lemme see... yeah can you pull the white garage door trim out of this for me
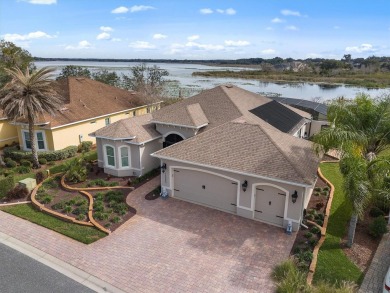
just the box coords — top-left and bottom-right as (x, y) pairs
(170, 166), (241, 209)
(251, 183), (289, 226)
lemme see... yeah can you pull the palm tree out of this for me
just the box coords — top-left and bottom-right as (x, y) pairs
(313, 94), (390, 247)
(0, 66), (63, 168)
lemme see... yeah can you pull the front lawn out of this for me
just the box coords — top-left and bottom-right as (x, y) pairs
(313, 162), (363, 285)
(0, 204), (106, 244)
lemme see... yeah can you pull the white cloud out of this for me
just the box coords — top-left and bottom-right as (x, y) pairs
(111, 38), (121, 42)
(345, 43), (376, 53)
(216, 8), (236, 15)
(3, 31), (55, 42)
(200, 8), (213, 14)
(24, 0), (56, 4)
(96, 32), (110, 40)
(261, 49), (276, 55)
(306, 53), (323, 58)
(65, 40), (92, 50)
(129, 41), (156, 49)
(100, 26), (113, 32)
(224, 40), (250, 47)
(111, 6), (128, 14)
(130, 5), (155, 13)
(281, 9), (302, 17)
(153, 34), (167, 40)
(185, 41), (224, 51)
(187, 35), (200, 41)
(271, 18), (285, 23)
(285, 25), (298, 31)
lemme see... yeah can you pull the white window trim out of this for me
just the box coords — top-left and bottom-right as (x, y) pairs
(21, 130), (48, 151)
(105, 117), (111, 126)
(103, 144), (116, 169)
(119, 145), (131, 169)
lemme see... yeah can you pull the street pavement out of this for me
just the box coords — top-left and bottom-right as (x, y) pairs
(0, 242), (95, 293)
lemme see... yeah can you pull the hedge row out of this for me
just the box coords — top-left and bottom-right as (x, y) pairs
(0, 176), (14, 199)
(4, 146), (78, 162)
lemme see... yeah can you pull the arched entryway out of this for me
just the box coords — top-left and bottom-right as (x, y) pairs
(163, 133), (184, 148)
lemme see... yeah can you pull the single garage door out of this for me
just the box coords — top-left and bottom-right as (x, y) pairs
(254, 186), (286, 227)
(173, 169), (237, 213)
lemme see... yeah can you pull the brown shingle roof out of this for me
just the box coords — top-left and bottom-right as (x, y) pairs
(5, 77), (146, 127)
(90, 113), (160, 144)
(153, 118), (320, 185)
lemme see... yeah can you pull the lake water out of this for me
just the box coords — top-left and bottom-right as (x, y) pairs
(36, 61), (390, 101)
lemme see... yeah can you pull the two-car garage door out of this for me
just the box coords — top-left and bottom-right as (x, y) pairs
(173, 169), (237, 213)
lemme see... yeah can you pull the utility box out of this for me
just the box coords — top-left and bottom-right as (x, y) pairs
(18, 178), (37, 193)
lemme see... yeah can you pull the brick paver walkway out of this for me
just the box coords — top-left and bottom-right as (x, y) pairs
(359, 231), (390, 293)
(0, 175), (296, 292)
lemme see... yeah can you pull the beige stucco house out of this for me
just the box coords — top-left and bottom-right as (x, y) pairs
(0, 77), (160, 151)
(91, 85), (321, 231)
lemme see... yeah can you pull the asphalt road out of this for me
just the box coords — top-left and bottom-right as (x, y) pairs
(0, 243), (95, 293)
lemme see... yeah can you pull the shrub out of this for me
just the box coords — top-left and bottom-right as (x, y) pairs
(38, 158), (47, 165)
(323, 186), (330, 192)
(314, 187), (322, 192)
(87, 178), (119, 187)
(93, 201), (104, 212)
(309, 238), (318, 247)
(297, 250), (313, 263)
(20, 159), (33, 167)
(41, 195), (53, 204)
(63, 205), (72, 214)
(42, 177), (58, 189)
(369, 206), (385, 218)
(6, 185), (29, 200)
(94, 192), (104, 201)
(65, 157), (87, 183)
(35, 171), (45, 184)
(304, 232), (313, 239)
(52, 201), (66, 210)
(321, 190), (329, 196)
(94, 211), (109, 221)
(113, 203), (128, 215)
(315, 213), (325, 221)
(3, 170), (14, 177)
(0, 176), (14, 199)
(272, 259), (308, 292)
(73, 205), (88, 215)
(311, 226), (321, 234)
(111, 216), (121, 223)
(15, 165), (31, 174)
(105, 190), (124, 203)
(316, 219), (324, 226)
(78, 141), (93, 153)
(316, 202), (325, 210)
(369, 216), (388, 238)
(75, 197), (88, 206)
(314, 192), (320, 196)
(76, 214), (86, 221)
(4, 145), (78, 162)
(5, 160), (17, 168)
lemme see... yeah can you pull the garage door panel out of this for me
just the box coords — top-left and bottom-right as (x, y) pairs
(255, 186), (285, 226)
(173, 169), (237, 213)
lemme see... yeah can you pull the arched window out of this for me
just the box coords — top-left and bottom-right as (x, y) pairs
(105, 145), (115, 167)
(163, 133), (184, 148)
(119, 146), (130, 168)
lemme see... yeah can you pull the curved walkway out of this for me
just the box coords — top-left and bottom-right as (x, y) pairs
(359, 232), (390, 293)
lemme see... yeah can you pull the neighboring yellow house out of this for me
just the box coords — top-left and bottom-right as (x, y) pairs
(0, 77), (161, 151)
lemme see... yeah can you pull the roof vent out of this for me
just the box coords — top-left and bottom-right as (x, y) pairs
(225, 84), (233, 88)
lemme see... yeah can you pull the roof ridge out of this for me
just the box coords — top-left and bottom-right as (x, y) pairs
(219, 85), (246, 116)
(185, 103), (197, 126)
(253, 122), (310, 183)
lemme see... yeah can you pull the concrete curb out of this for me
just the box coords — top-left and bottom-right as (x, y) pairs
(0, 231), (126, 293)
(306, 161), (337, 285)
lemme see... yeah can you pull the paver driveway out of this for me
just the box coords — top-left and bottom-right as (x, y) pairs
(0, 176), (296, 292)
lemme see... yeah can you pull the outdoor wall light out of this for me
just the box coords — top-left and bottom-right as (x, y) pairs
(242, 180), (248, 192)
(161, 163), (167, 173)
(292, 190), (298, 203)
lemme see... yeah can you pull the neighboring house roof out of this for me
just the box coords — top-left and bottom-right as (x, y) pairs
(90, 113), (160, 144)
(269, 97), (328, 117)
(152, 85), (311, 134)
(2, 77), (147, 127)
(249, 100), (306, 133)
(153, 117), (320, 185)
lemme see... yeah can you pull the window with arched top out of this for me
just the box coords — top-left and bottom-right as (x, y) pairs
(119, 146), (130, 168)
(163, 133), (184, 148)
(104, 145), (115, 167)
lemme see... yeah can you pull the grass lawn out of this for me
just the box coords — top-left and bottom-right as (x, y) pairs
(0, 204), (106, 244)
(313, 162), (363, 285)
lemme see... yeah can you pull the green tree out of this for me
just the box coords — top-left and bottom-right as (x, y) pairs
(122, 63), (169, 102)
(313, 94), (390, 246)
(56, 65), (91, 80)
(92, 69), (121, 87)
(0, 66), (63, 168)
(0, 40), (35, 88)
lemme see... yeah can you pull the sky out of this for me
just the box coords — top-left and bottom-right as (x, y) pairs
(1, 0), (390, 60)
